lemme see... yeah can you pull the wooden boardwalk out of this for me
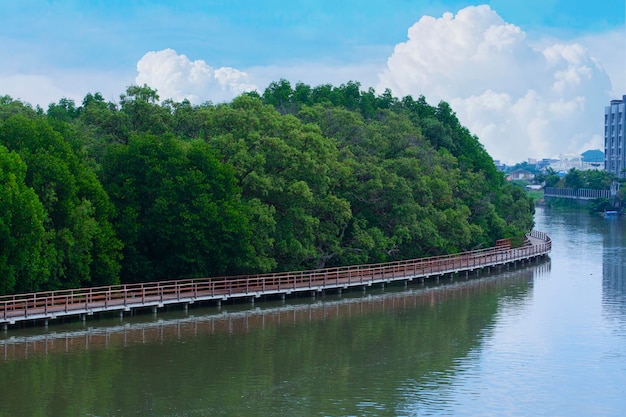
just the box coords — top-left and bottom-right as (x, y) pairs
(1, 231), (551, 329)
(1, 263), (550, 360)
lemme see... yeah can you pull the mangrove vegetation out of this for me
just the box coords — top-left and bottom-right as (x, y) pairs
(0, 81), (534, 294)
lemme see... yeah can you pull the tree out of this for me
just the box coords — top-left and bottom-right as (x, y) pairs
(0, 114), (122, 289)
(262, 79), (294, 115)
(0, 145), (48, 294)
(564, 168), (584, 190)
(102, 133), (254, 282)
(119, 85), (171, 134)
(47, 98), (80, 123)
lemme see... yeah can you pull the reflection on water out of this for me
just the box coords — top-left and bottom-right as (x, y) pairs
(602, 215), (626, 323)
(0, 262), (548, 417)
(2, 206), (626, 417)
(2, 263), (548, 361)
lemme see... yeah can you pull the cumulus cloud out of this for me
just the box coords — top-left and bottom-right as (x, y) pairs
(136, 49), (257, 104)
(377, 5), (614, 164)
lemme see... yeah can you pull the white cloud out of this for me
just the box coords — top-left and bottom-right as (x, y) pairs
(135, 48), (257, 104)
(574, 28), (626, 98)
(134, 47), (386, 106)
(0, 70), (131, 108)
(377, 5), (616, 164)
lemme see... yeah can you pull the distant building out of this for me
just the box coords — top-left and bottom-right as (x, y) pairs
(549, 153), (583, 173)
(507, 169), (534, 181)
(493, 160), (507, 172)
(537, 158), (559, 171)
(581, 149), (604, 169)
(605, 95), (626, 178)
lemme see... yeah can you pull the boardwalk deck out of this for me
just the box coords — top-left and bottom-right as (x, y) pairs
(1, 231), (551, 328)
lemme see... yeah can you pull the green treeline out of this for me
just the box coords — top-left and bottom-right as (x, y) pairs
(0, 81), (534, 294)
(537, 167), (616, 190)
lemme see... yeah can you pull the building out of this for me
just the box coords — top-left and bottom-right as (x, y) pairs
(605, 95), (626, 178)
(581, 149), (604, 169)
(506, 169), (534, 181)
(536, 158), (559, 171)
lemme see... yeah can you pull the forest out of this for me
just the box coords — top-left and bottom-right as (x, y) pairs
(0, 80), (534, 295)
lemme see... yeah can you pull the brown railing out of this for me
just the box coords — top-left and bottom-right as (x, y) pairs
(0, 231), (551, 326)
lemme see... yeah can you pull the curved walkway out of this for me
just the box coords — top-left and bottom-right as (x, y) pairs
(1, 231), (551, 329)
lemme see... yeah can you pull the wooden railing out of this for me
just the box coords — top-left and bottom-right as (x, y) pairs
(0, 231), (551, 326)
(2, 263), (552, 360)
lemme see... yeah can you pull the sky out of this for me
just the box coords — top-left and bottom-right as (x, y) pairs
(1, 0), (625, 164)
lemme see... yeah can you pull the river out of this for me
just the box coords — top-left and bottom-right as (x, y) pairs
(1, 206), (625, 416)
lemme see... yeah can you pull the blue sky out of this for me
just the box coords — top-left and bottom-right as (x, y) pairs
(1, 0), (625, 163)
(2, 1), (623, 69)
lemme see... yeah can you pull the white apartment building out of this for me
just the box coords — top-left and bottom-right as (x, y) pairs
(605, 95), (626, 178)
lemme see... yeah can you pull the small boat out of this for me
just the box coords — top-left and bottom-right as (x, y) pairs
(603, 210), (619, 217)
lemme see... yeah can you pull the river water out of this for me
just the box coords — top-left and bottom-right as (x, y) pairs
(1, 206), (625, 417)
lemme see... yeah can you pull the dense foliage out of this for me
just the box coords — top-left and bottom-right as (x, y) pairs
(0, 81), (534, 294)
(536, 167), (616, 190)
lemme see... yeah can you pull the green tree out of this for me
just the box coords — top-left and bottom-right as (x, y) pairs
(262, 79), (295, 115)
(564, 168), (584, 189)
(102, 133), (254, 282)
(0, 145), (48, 294)
(0, 114), (122, 289)
(119, 84), (172, 135)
